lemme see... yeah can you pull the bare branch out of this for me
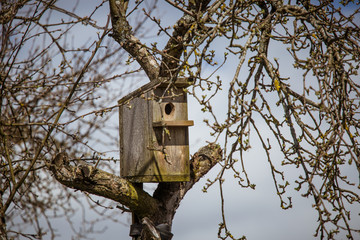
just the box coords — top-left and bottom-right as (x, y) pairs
(109, 0), (160, 81)
(48, 152), (162, 220)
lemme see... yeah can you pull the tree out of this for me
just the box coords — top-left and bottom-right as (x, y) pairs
(1, 0), (360, 239)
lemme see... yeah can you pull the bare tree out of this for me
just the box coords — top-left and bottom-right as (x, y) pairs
(0, 0), (148, 239)
(1, 0), (360, 240)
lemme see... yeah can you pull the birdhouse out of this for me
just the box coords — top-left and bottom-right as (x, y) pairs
(118, 78), (194, 182)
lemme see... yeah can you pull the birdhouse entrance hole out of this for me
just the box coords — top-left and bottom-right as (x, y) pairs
(165, 103), (174, 115)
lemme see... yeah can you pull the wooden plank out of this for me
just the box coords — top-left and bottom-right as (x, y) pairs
(153, 120), (194, 127)
(158, 77), (194, 88)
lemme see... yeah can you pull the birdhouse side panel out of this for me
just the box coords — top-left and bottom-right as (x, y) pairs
(119, 97), (154, 179)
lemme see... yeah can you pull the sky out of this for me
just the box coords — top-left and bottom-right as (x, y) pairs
(14, 1), (360, 239)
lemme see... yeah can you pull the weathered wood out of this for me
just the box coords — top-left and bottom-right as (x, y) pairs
(152, 120), (194, 127)
(117, 77), (194, 107)
(119, 81), (193, 182)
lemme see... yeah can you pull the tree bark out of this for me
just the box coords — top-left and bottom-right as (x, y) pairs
(109, 0), (160, 82)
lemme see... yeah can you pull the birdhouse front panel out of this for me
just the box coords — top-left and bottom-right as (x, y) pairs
(119, 80), (193, 182)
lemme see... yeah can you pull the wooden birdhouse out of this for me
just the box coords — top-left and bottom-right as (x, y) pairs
(118, 78), (194, 182)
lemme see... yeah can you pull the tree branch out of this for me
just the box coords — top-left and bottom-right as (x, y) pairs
(49, 143), (222, 226)
(48, 153), (162, 220)
(159, 0), (211, 77)
(109, 0), (160, 81)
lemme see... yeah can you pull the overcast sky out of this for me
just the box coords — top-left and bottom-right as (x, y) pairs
(22, 1), (360, 239)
